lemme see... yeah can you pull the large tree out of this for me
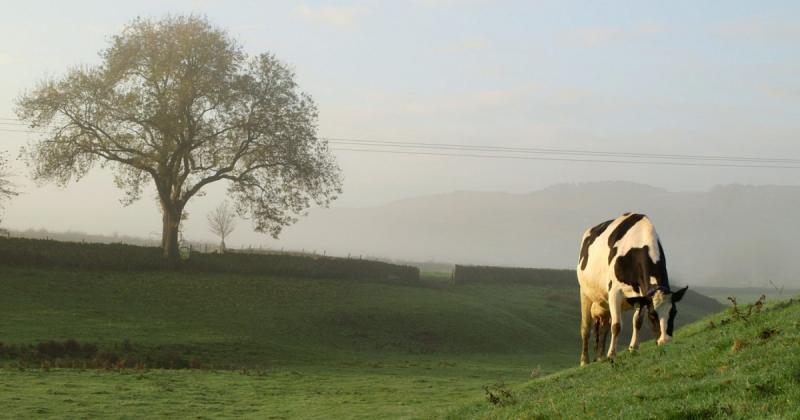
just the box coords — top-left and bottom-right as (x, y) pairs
(16, 15), (342, 261)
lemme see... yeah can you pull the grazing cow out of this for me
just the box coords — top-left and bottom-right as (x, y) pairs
(577, 213), (688, 366)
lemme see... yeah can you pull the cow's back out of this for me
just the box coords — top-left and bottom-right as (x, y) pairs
(576, 213), (661, 303)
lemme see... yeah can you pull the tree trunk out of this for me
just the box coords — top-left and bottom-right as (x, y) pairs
(220, 238), (226, 254)
(161, 203), (183, 262)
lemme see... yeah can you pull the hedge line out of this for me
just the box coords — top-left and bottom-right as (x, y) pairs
(452, 264), (575, 287)
(0, 237), (419, 282)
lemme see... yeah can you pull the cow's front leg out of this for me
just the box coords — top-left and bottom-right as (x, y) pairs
(628, 306), (642, 352)
(580, 292), (592, 366)
(607, 290), (622, 360)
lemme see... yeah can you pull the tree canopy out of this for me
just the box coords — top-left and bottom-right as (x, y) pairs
(16, 15), (342, 260)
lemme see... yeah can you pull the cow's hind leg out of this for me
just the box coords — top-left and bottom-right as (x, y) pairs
(629, 306), (643, 352)
(593, 318), (600, 361)
(607, 289), (622, 360)
(596, 317), (609, 361)
(580, 293), (592, 366)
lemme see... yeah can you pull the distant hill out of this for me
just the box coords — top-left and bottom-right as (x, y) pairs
(11, 182), (800, 288)
(273, 182), (800, 288)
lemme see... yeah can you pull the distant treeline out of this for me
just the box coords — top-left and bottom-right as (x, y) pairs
(0, 237), (419, 283)
(452, 264), (575, 287)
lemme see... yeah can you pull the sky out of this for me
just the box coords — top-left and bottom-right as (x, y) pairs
(0, 1), (799, 247)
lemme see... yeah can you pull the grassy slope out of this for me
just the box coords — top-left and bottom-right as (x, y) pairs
(0, 267), (581, 365)
(443, 297), (800, 419)
(0, 266), (722, 418)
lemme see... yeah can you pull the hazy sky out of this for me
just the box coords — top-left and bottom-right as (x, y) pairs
(1, 1), (799, 247)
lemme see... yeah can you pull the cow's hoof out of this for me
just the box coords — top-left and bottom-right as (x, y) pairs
(628, 346), (638, 353)
(580, 360), (589, 367)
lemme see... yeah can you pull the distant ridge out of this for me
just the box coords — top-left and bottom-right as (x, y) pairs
(274, 182), (800, 288)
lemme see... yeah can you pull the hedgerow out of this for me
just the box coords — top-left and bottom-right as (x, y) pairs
(452, 264), (574, 287)
(0, 237), (419, 282)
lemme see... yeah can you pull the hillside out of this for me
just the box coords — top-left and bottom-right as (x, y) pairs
(269, 182), (800, 288)
(443, 296), (800, 419)
(0, 266), (722, 365)
(0, 265), (723, 417)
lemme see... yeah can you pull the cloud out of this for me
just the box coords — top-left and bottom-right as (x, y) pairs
(328, 84), (542, 122)
(438, 37), (489, 53)
(295, 4), (365, 27)
(572, 22), (667, 47)
(712, 16), (800, 42)
(410, 0), (489, 7)
(760, 85), (800, 101)
(0, 51), (18, 65)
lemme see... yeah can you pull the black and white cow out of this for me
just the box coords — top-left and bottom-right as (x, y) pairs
(577, 213), (688, 366)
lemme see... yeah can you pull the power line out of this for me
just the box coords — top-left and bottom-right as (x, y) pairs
(330, 147), (800, 169)
(2, 116), (799, 169)
(325, 137), (800, 164)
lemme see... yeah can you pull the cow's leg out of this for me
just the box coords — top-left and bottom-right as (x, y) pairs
(593, 317), (600, 361)
(607, 289), (622, 360)
(597, 317), (609, 361)
(628, 306), (643, 352)
(580, 293), (592, 366)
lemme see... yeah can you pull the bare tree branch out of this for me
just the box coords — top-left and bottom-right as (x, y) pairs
(207, 201), (236, 252)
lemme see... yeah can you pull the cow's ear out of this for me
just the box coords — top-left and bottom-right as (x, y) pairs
(626, 296), (651, 307)
(671, 286), (689, 303)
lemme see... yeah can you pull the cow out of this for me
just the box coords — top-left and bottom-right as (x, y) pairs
(577, 213), (688, 366)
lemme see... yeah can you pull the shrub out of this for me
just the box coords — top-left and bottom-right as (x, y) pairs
(0, 339), (201, 370)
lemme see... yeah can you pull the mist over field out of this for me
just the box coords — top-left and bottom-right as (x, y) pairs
(2, 2), (800, 417)
(273, 181), (799, 288)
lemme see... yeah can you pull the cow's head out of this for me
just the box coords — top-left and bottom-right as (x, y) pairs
(626, 285), (689, 345)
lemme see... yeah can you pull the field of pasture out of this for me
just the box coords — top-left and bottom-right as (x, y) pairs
(0, 265), (575, 418)
(0, 253), (721, 418)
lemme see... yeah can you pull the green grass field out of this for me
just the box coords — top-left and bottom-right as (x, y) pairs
(444, 296), (800, 419)
(0, 266), (725, 418)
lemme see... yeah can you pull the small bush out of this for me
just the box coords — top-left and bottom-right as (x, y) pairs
(483, 382), (516, 407)
(0, 339), (202, 370)
(726, 295), (766, 325)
